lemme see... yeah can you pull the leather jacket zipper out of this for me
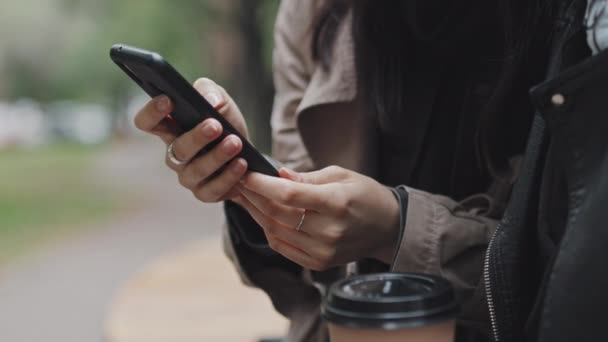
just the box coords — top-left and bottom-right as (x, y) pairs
(484, 223), (501, 342)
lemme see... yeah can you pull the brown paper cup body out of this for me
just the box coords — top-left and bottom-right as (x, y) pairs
(328, 320), (456, 342)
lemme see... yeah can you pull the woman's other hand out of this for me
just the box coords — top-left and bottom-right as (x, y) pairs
(133, 78), (249, 202)
(234, 166), (401, 271)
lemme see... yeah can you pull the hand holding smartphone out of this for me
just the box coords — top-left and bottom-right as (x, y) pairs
(109, 44), (278, 177)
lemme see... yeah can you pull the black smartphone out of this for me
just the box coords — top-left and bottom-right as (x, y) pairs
(109, 44), (279, 177)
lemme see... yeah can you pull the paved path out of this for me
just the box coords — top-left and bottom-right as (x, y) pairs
(105, 239), (287, 342)
(0, 138), (286, 342)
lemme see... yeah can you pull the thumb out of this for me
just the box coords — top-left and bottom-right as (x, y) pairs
(279, 166), (347, 185)
(193, 78), (249, 139)
(194, 78), (225, 108)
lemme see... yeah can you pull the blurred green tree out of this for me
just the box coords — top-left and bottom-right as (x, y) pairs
(0, 0), (278, 151)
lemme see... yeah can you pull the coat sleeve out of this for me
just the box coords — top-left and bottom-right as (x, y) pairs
(269, 0), (318, 171)
(392, 189), (498, 286)
(390, 187), (503, 330)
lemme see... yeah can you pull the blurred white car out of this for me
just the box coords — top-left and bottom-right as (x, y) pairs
(0, 98), (49, 147)
(47, 101), (113, 145)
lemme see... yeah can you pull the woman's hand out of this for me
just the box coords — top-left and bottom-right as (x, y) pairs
(134, 78), (249, 202)
(233, 166), (401, 271)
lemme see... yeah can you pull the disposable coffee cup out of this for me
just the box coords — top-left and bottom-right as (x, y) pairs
(322, 273), (459, 342)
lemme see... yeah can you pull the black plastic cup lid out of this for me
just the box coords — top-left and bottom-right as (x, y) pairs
(321, 273), (459, 330)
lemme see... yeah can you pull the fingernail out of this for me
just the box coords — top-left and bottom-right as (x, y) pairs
(204, 91), (222, 107)
(281, 167), (300, 181)
(202, 120), (220, 137)
(156, 96), (170, 112)
(223, 137), (240, 154)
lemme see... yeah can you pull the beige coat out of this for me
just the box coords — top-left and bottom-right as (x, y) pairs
(223, 1), (500, 340)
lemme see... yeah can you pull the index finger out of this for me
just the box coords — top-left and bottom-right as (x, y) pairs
(134, 96), (179, 144)
(134, 95), (173, 132)
(241, 172), (334, 213)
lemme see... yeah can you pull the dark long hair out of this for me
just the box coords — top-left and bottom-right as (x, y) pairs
(312, 0), (557, 177)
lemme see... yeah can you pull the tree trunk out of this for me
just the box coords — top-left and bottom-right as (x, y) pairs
(232, 0), (275, 153)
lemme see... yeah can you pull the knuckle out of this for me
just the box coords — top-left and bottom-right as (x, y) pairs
(192, 128), (208, 147)
(215, 103), (230, 116)
(267, 236), (280, 251)
(280, 186), (298, 205)
(326, 165), (347, 177)
(193, 183), (222, 203)
(263, 202), (280, 218)
(325, 165), (342, 173)
(216, 169), (239, 189)
(333, 196), (351, 218)
(192, 159), (213, 180)
(334, 203), (349, 219)
(265, 223), (279, 235)
(177, 172), (190, 188)
(222, 179), (242, 198)
(211, 146), (230, 165)
(206, 190), (222, 202)
(197, 186), (217, 202)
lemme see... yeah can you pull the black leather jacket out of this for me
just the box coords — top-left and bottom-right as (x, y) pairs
(484, 1), (608, 341)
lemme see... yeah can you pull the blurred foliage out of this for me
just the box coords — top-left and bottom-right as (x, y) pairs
(0, 144), (118, 261)
(0, 0), (279, 149)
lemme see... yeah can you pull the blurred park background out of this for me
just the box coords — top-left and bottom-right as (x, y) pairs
(0, 0), (287, 341)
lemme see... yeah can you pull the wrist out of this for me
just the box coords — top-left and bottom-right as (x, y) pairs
(371, 187), (402, 264)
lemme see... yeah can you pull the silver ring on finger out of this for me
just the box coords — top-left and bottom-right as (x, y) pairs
(167, 140), (187, 166)
(296, 209), (306, 232)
